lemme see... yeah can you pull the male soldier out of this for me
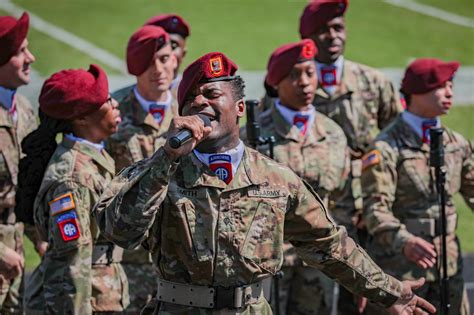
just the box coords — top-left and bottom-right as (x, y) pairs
(244, 40), (350, 314)
(0, 11), (38, 314)
(106, 25), (177, 314)
(299, 1), (403, 311)
(361, 58), (473, 315)
(112, 13), (190, 102)
(94, 51), (435, 315)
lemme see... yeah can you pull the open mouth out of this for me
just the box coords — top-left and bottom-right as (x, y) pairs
(198, 112), (217, 122)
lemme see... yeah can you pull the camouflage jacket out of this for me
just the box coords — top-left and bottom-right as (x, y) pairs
(0, 94), (36, 287)
(107, 89), (178, 265)
(361, 115), (474, 281)
(25, 138), (128, 314)
(95, 146), (403, 313)
(313, 59), (403, 157)
(243, 103), (350, 267)
(245, 103), (350, 223)
(0, 93), (37, 212)
(107, 89), (178, 173)
(313, 59), (403, 215)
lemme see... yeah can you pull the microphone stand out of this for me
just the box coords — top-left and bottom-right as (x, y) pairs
(429, 128), (450, 315)
(245, 100), (282, 314)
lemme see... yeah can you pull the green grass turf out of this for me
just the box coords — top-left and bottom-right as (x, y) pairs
(0, 8), (120, 77)
(416, 0), (474, 20)
(11, 0), (474, 74)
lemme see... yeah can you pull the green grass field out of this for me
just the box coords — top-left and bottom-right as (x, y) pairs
(8, 0), (474, 76)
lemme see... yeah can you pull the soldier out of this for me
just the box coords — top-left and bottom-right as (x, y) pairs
(242, 39), (350, 314)
(299, 1), (404, 311)
(106, 25), (178, 314)
(361, 58), (473, 315)
(112, 13), (190, 102)
(94, 51), (435, 315)
(0, 11), (38, 314)
(21, 64), (129, 314)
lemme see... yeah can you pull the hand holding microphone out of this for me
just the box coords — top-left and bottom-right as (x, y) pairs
(164, 114), (212, 161)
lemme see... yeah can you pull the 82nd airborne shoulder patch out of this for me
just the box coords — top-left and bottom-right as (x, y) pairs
(56, 211), (81, 242)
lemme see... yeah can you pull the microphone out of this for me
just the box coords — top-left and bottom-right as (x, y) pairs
(169, 114), (212, 149)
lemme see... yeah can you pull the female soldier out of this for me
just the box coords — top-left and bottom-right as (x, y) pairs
(246, 39), (351, 315)
(18, 64), (128, 314)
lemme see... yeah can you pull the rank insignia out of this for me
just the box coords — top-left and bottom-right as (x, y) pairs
(49, 192), (76, 215)
(209, 56), (224, 77)
(56, 211), (81, 242)
(362, 150), (382, 171)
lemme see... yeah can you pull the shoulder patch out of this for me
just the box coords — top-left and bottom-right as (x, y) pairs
(361, 150), (381, 171)
(56, 211), (81, 242)
(49, 192), (76, 215)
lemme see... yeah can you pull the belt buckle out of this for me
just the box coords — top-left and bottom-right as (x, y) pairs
(215, 286), (235, 309)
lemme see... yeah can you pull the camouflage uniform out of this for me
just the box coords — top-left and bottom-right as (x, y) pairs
(107, 89), (178, 314)
(95, 146), (404, 315)
(25, 137), (129, 314)
(0, 93), (37, 314)
(243, 102), (350, 314)
(313, 59), (403, 225)
(361, 115), (474, 315)
(313, 60), (403, 314)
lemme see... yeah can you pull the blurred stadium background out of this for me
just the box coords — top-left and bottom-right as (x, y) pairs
(1, 0), (472, 302)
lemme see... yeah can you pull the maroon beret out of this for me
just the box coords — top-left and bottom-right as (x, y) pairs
(400, 58), (460, 95)
(0, 12), (29, 66)
(177, 52), (238, 113)
(39, 64), (109, 120)
(266, 39), (317, 86)
(299, 0), (348, 38)
(126, 25), (170, 76)
(145, 14), (190, 39)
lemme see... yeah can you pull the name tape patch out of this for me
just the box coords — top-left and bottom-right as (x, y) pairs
(49, 192), (76, 215)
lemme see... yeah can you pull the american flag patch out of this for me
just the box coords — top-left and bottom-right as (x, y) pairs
(49, 192), (76, 215)
(362, 150), (381, 171)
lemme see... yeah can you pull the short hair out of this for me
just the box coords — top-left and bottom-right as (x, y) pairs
(228, 76), (245, 101)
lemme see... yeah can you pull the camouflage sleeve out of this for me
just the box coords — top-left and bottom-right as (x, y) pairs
(361, 142), (413, 252)
(105, 135), (136, 174)
(42, 181), (93, 314)
(0, 241), (5, 261)
(94, 147), (175, 249)
(376, 75), (403, 130)
(460, 139), (474, 211)
(285, 179), (402, 307)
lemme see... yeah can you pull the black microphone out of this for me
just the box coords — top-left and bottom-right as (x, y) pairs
(169, 114), (212, 149)
(429, 128), (444, 168)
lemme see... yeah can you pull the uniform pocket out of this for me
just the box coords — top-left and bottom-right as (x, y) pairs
(240, 201), (285, 274)
(160, 201), (198, 261)
(399, 150), (431, 198)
